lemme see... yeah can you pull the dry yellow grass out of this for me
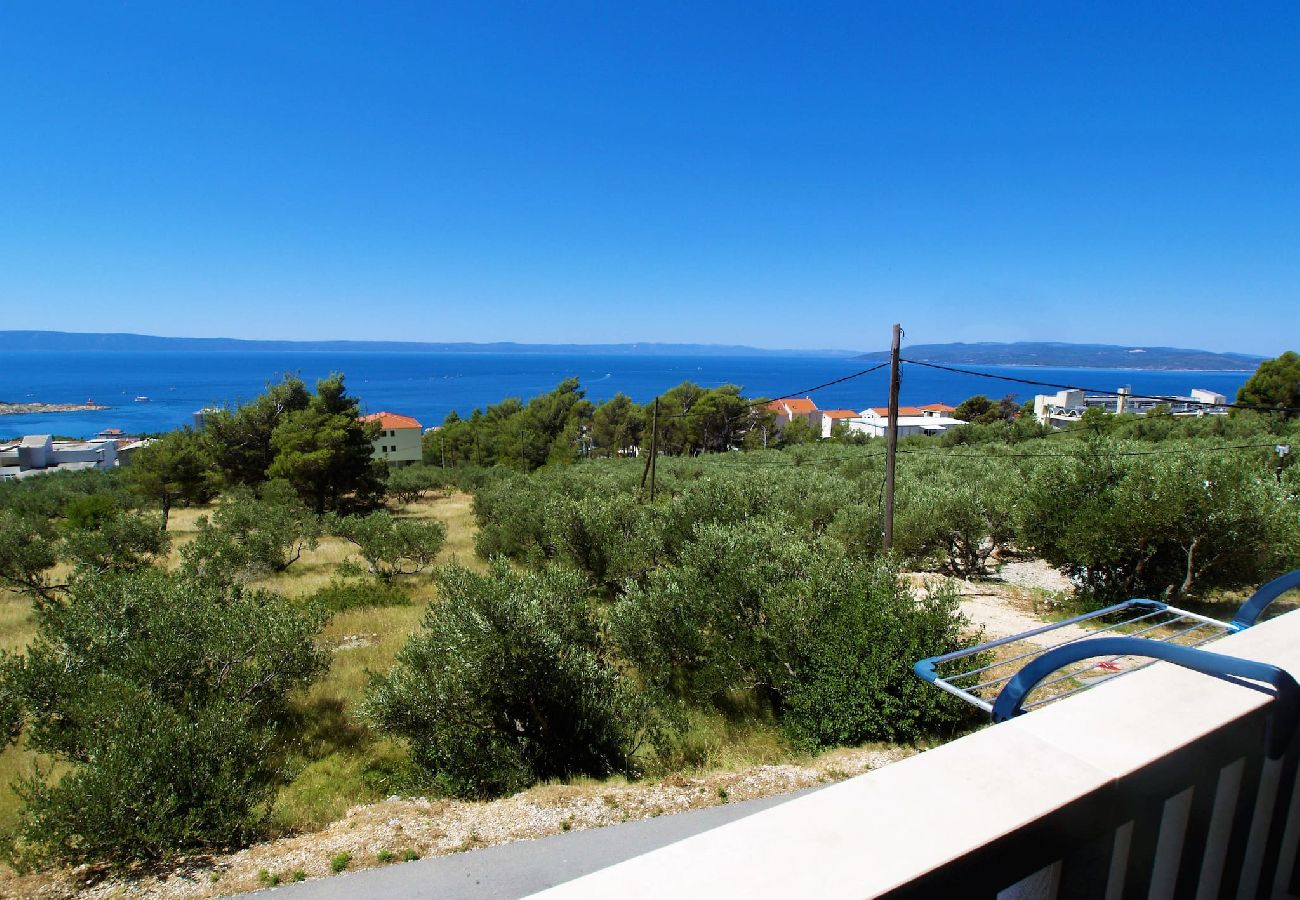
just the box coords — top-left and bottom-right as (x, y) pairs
(0, 595), (40, 830)
(265, 492), (484, 829)
(0, 491), (482, 836)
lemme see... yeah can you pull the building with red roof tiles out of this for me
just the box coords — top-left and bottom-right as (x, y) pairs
(765, 397), (820, 431)
(850, 404), (968, 439)
(818, 409), (860, 438)
(359, 411), (423, 466)
(862, 405), (925, 418)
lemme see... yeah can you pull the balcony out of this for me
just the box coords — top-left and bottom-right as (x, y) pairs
(530, 609), (1300, 899)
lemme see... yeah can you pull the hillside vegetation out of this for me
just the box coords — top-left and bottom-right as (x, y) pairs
(0, 360), (1295, 887)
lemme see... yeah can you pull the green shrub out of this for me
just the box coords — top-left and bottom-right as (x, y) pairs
(308, 576), (412, 613)
(332, 510), (447, 579)
(179, 481), (321, 584)
(62, 510), (170, 574)
(61, 493), (121, 531)
(889, 462), (1016, 579)
(0, 511), (59, 597)
(386, 465), (450, 505)
(540, 491), (661, 594)
(610, 519), (976, 748)
(0, 569), (326, 867)
(364, 562), (650, 798)
(0, 467), (132, 521)
(1018, 442), (1296, 601)
(330, 851), (352, 873)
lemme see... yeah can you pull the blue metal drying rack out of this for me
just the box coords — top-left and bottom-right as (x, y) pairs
(914, 569), (1300, 742)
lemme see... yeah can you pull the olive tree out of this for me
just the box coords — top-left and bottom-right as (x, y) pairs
(0, 569), (325, 867)
(364, 563), (648, 798)
(333, 510), (446, 579)
(179, 482), (321, 583)
(609, 518), (976, 748)
(0, 511), (59, 598)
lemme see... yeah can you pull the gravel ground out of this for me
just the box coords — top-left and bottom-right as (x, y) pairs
(995, 559), (1074, 594)
(0, 747), (914, 899)
(907, 560), (1089, 645)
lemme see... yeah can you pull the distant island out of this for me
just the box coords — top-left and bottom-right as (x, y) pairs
(0, 401), (109, 416)
(0, 331), (1267, 370)
(0, 331), (861, 359)
(856, 341), (1263, 371)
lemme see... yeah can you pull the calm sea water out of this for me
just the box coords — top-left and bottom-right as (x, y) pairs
(0, 351), (1252, 439)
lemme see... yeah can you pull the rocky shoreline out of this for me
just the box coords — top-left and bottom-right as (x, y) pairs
(0, 402), (109, 416)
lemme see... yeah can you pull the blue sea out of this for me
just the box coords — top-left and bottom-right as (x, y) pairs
(0, 351), (1253, 439)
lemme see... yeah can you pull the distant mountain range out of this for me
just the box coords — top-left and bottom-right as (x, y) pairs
(0, 332), (1266, 370)
(0, 331), (861, 358)
(856, 342), (1263, 371)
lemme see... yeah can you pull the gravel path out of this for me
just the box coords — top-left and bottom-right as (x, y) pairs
(4, 748), (913, 899)
(909, 560), (1090, 646)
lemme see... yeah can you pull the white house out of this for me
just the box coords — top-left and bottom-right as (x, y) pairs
(847, 406), (968, 439)
(360, 412), (423, 467)
(765, 397), (820, 430)
(818, 409), (860, 438)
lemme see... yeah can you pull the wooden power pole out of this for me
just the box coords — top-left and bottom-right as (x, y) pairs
(883, 323), (902, 551)
(649, 397), (660, 502)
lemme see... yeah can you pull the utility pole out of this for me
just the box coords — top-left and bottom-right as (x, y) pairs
(649, 397), (660, 502)
(883, 323), (902, 552)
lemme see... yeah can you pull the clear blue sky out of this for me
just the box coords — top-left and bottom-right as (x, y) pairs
(1, 2), (1296, 354)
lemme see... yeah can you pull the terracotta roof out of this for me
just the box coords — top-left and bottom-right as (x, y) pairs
(821, 409), (859, 419)
(919, 403), (957, 412)
(359, 411), (422, 430)
(766, 397), (819, 414)
(865, 406), (924, 417)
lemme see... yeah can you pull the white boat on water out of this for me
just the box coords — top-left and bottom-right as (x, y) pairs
(134, 395), (149, 402)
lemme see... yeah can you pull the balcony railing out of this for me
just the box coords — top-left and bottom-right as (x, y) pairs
(529, 608), (1300, 899)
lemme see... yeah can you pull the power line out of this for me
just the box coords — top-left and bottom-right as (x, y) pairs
(664, 450), (888, 468)
(765, 362), (890, 404)
(894, 440), (1284, 461)
(900, 359), (1299, 415)
(649, 361), (890, 420)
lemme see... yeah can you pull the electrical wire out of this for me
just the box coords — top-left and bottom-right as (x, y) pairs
(894, 440), (1285, 460)
(900, 358), (1300, 415)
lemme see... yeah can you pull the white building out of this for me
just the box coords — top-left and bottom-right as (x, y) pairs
(1033, 386), (1229, 427)
(1033, 389), (1086, 427)
(818, 409), (860, 438)
(0, 435), (118, 480)
(765, 397), (820, 430)
(360, 412), (423, 467)
(846, 406), (968, 439)
(192, 407), (222, 430)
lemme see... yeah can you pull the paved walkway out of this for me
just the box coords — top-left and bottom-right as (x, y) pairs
(258, 787), (819, 899)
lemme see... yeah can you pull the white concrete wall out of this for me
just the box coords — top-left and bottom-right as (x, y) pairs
(529, 610), (1300, 899)
(51, 440), (117, 468)
(847, 419), (925, 439)
(372, 426), (422, 466)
